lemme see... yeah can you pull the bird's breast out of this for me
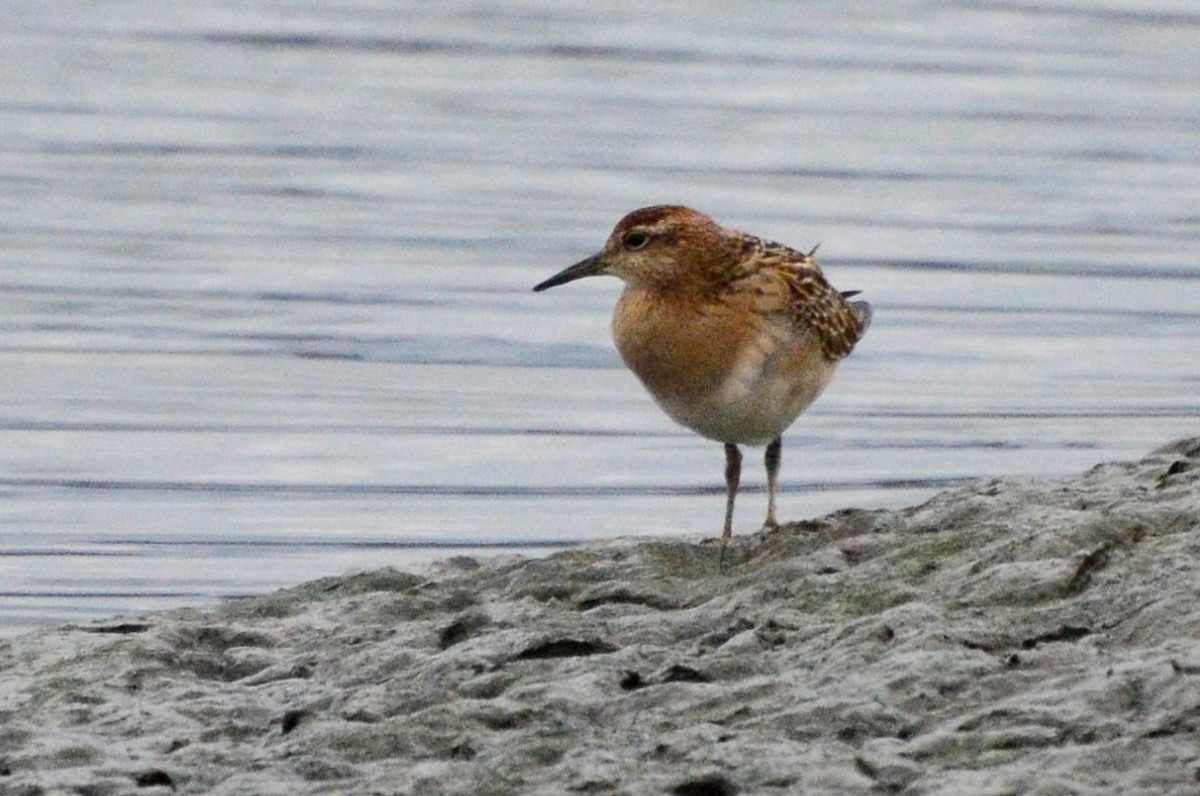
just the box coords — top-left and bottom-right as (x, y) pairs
(611, 288), (836, 445)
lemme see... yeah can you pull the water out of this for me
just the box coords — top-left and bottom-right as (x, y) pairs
(2, 1), (1197, 635)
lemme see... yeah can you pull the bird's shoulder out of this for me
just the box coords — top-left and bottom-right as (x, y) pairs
(726, 234), (868, 361)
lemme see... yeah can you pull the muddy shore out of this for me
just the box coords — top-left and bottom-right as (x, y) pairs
(2, 439), (1198, 795)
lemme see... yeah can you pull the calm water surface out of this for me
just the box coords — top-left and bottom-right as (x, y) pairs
(2, 1), (1198, 634)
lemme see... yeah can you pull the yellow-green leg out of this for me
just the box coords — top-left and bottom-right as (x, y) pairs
(719, 442), (742, 569)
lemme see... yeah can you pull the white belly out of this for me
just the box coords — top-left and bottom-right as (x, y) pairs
(649, 340), (837, 446)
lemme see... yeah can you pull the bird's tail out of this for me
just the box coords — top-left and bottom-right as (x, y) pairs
(848, 300), (872, 335)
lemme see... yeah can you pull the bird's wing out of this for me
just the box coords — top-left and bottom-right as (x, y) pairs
(733, 237), (869, 361)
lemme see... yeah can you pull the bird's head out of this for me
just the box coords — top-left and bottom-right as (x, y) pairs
(533, 205), (733, 293)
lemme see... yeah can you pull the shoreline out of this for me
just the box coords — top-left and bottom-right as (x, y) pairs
(1, 438), (1198, 794)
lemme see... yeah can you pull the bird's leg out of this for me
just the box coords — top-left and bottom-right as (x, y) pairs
(719, 443), (742, 568)
(764, 436), (782, 530)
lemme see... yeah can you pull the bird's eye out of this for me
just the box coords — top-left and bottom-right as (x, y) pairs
(623, 231), (650, 250)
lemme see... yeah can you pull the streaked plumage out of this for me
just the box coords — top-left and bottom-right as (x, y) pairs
(534, 205), (870, 565)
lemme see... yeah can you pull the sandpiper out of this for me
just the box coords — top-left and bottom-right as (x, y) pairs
(534, 205), (871, 564)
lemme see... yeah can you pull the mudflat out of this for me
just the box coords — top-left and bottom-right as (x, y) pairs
(1, 439), (1198, 795)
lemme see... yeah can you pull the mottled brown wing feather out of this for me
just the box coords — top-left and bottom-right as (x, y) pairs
(734, 234), (868, 361)
(781, 267), (866, 360)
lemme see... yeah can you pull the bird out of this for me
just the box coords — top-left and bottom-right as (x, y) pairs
(533, 205), (871, 566)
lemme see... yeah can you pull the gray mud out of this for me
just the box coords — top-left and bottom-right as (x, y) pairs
(2, 439), (1199, 795)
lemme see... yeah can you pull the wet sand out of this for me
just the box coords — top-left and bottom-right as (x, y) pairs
(1, 439), (1198, 795)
